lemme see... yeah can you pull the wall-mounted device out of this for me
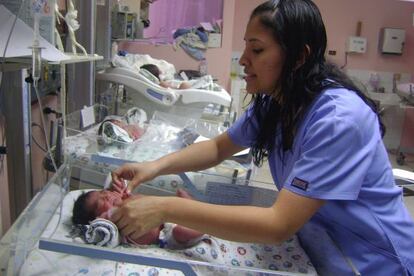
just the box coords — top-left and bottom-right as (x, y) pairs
(379, 28), (405, 55)
(346, 36), (367, 53)
(111, 11), (137, 39)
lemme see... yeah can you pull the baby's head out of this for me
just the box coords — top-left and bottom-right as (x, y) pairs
(72, 190), (123, 225)
(140, 64), (161, 80)
(72, 190), (161, 245)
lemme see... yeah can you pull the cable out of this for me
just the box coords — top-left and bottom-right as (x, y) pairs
(33, 84), (58, 173)
(33, 82), (64, 240)
(31, 0), (69, 240)
(0, 0), (66, 251)
(340, 51), (349, 69)
(31, 127), (47, 153)
(32, 135), (47, 152)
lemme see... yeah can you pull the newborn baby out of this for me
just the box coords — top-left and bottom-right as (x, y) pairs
(140, 64), (192, 90)
(72, 183), (203, 247)
(98, 118), (145, 144)
(97, 107), (147, 145)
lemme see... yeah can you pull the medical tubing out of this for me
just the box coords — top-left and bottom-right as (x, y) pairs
(1, 0), (63, 255)
(32, 85), (62, 243)
(33, 81), (58, 174)
(32, 0), (62, 238)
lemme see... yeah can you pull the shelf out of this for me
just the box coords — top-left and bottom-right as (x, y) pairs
(2, 53), (103, 66)
(0, 62), (30, 72)
(52, 53), (103, 65)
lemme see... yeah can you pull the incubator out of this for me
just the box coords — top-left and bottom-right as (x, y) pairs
(96, 53), (232, 120)
(0, 162), (359, 275)
(62, 102), (246, 181)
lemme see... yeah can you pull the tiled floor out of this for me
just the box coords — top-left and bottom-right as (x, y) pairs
(250, 152), (414, 219)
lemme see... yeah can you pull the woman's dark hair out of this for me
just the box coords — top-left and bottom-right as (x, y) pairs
(140, 64), (161, 80)
(248, 0), (385, 166)
(72, 191), (96, 225)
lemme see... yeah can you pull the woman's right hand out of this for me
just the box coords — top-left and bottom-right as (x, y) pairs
(111, 161), (159, 193)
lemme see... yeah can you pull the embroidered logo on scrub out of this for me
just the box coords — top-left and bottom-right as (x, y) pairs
(291, 177), (309, 191)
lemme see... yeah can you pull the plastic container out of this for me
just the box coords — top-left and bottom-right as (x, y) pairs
(199, 58), (208, 76)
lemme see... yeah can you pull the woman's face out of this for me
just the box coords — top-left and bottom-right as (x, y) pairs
(239, 16), (285, 95)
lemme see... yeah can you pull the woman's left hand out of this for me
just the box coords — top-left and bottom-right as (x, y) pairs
(109, 196), (166, 240)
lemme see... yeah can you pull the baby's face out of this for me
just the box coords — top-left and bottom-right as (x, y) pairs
(110, 120), (143, 140)
(87, 190), (123, 218)
(110, 119), (127, 128)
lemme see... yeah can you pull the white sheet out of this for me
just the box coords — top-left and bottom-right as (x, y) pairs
(112, 54), (176, 81)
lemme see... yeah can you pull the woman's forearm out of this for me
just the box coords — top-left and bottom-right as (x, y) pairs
(156, 140), (221, 175)
(159, 189), (324, 244)
(162, 197), (287, 244)
(155, 133), (244, 176)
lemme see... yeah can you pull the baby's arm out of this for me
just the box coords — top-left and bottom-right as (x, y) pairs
(178, 82), (191, 90)
(159, 80), (191, 90)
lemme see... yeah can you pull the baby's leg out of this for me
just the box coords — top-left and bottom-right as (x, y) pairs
(176, 188), (192, 199)
(172, 225), (203, 244)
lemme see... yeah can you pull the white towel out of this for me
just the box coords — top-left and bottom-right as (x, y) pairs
(82, 218), (120, 248)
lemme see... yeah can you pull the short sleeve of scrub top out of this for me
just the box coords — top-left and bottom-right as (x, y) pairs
(284, 90), (379, 200)
(228, 90), (379, 200)
(227, 103), (260, 148)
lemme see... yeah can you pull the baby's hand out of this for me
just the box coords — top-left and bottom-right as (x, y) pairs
(110, 180), (130, 198)
(110, 180), (125, 192)
(99, 211), (110, 220)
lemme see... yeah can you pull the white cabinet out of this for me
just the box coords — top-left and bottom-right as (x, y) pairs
(379, 28), (406, 55)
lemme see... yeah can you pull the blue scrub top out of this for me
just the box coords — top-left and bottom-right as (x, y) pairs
(228, 87), (414, 275)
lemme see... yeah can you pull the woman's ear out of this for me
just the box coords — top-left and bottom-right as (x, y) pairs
(295, 44), (311, 70)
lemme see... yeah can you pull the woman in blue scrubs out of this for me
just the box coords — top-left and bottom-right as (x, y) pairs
(111, 0), (414, 274)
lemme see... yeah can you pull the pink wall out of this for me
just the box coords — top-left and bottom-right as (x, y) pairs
(57, 0), (65, 9)
(313, 0), (414, 151)
(400, 109), (414, 149)
(232, 0), (266, 53)
(118, 0), (236, 90)
(232, 0), (414, 74)
(315, 0), (414, 73)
